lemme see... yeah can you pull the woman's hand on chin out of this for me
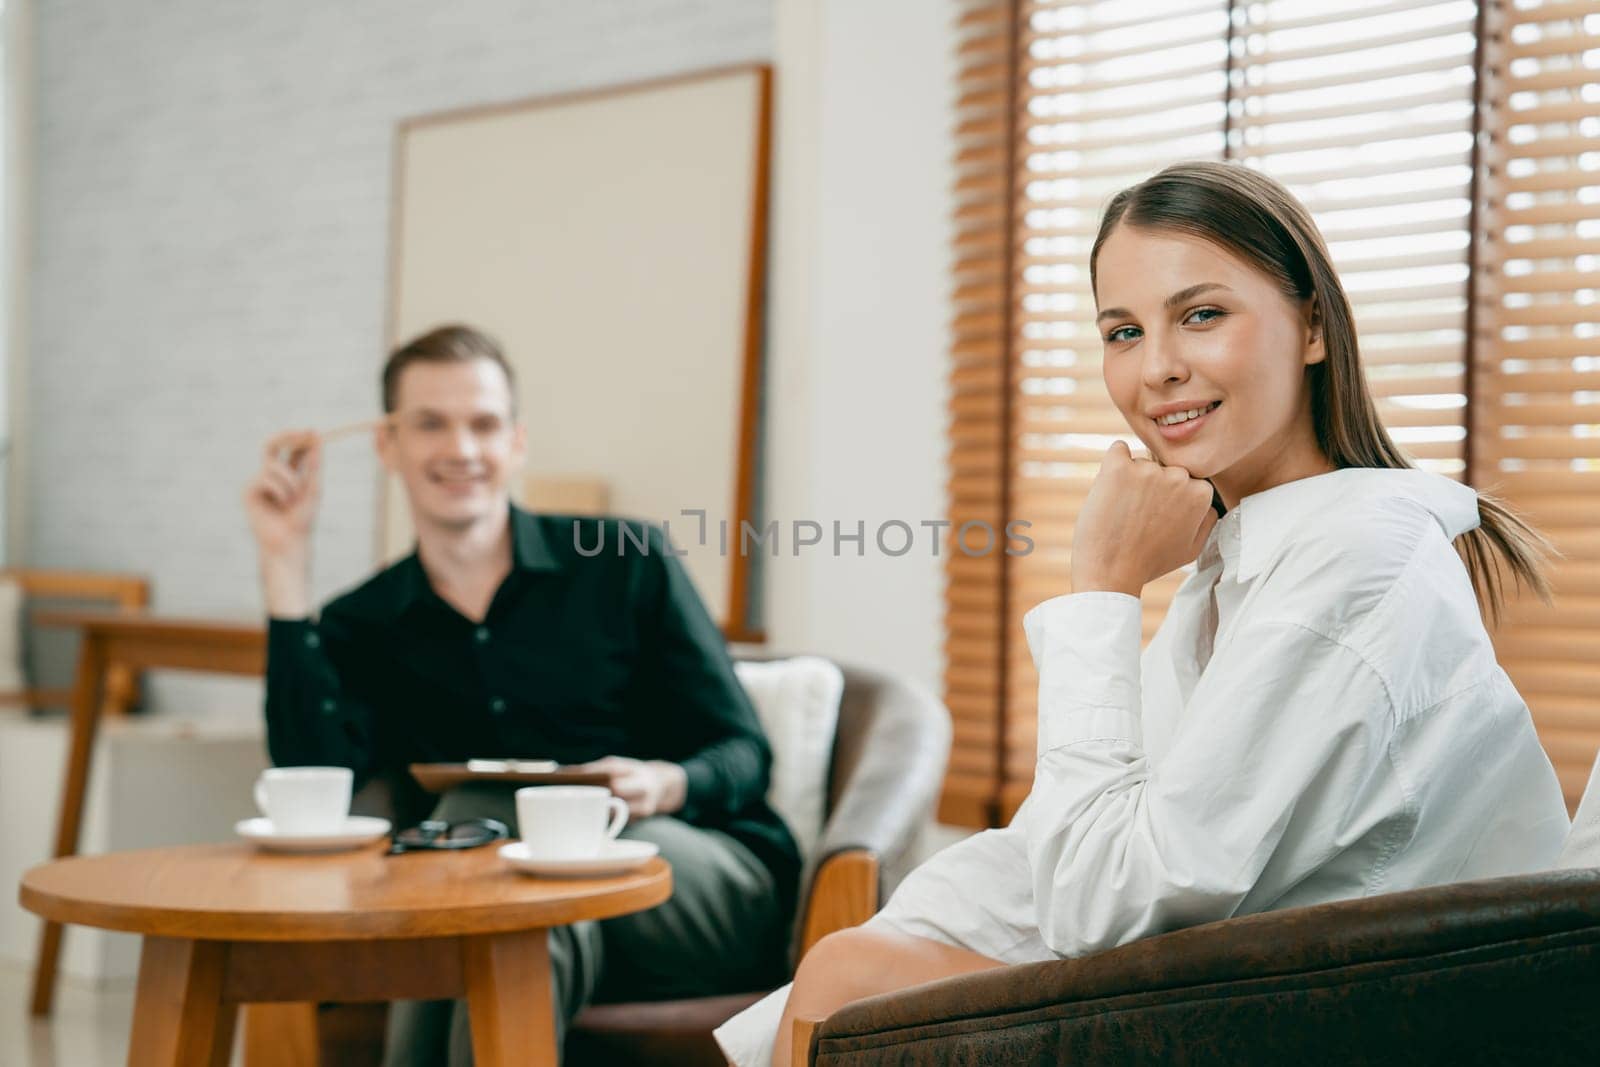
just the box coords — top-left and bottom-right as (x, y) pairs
(1071, 440), (1219, 596)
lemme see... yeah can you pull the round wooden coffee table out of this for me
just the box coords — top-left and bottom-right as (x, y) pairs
(19, 841), (671, 1067)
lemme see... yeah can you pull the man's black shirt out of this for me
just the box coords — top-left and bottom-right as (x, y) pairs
(264, 506), (800, 913)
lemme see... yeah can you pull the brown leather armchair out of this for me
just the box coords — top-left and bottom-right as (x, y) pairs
(281, 654), (951, 1067)
(797, 868), (1600, 1066)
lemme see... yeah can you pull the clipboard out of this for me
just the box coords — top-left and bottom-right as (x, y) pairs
(409, 762), (611, 793)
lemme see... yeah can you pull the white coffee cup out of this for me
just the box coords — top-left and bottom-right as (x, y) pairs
(515, 785), (629, 859)
(254, 766), (352, 835)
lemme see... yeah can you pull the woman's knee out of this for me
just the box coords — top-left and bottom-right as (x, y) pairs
(792, 925), (1004, 1017)
(791, 927), (911, 1009)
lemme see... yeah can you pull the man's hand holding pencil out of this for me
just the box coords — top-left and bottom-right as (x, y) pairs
(243, 418), (388, 618)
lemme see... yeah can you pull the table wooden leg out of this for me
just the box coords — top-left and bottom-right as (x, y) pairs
(209, 999), (239, 1067)
(462, 929), (555, 1067)
(30, 631), (109, 1017)
(126, 936), (233, 1067)
(242, 1003), (319, 1067)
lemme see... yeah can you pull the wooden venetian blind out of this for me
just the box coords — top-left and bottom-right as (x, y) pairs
(1227, 0), (1481, 479)
(941, 0), (1600, 825)
(1474, 0), (1600, 804)
(943, 0), (1019, 826)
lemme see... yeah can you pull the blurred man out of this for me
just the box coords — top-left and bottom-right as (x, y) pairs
(244, 324), (798, 1065)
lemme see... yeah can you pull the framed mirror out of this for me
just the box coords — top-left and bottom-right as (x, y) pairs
(383, 65), (771, 640)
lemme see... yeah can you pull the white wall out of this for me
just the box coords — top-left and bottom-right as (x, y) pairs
(1, 0), (32, 563)
(16, 0), (955, 696)
(762, 0), (955, 694)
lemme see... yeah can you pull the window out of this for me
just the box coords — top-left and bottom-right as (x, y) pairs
(944, 0), (1600, 825)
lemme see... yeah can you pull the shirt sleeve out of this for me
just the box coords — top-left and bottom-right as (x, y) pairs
(263, 609), (379, 786)
(628, 525), (772, 823)
(1019, 592), (1397, 958)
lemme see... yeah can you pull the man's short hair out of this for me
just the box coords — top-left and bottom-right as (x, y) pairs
(382, 324), (516, 413)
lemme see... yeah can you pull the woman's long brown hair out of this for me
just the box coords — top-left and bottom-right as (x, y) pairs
(1088, 161), (1552, 623)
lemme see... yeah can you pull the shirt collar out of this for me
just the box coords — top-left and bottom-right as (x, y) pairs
(510, 505), (563, 573)
(391, 504), (563, 614)
(1223, 467), (1481, 583)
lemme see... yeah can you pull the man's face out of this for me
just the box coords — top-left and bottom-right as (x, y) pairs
(377, 358), (526, 531)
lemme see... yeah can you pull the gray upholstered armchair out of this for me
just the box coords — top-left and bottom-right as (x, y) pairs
(566, 654), (952, 1064)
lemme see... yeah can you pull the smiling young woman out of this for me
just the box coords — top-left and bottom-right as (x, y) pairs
(714, 162), (1570, 1067)
(1086, 163), (1553, 619)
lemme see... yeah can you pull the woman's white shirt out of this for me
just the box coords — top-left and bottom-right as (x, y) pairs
(714, 468), (1569, 1065)
(872, 466), (1569, 967)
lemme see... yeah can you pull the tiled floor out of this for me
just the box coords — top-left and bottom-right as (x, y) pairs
(0, 962), (137, 1067)
(0, 961), (247, 1066)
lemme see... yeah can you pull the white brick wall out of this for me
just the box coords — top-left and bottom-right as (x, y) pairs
(25, 0), (771, 674)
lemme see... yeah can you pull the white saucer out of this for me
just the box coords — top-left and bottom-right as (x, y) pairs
(235, 815), (391, 853)
(500, 839), (659, 878)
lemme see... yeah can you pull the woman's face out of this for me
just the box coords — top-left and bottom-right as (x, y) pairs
(1093, 222), (1331, 507)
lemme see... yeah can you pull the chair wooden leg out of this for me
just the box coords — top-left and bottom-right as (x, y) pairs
(30, 631), (109, 1017)
(462, 929), (554, 1067)
(127, 936), (233, 1067)
(242, 1003), (319, 1067)
(29, 922), (66, 1018)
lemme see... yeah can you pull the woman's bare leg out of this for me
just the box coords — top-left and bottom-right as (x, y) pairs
(771, 926), (1005, 1067)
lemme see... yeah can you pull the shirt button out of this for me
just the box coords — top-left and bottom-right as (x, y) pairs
(320, 699), (338, 716)
(475, 627), (491, 644)
(489, 697), (507, 715)
(304, 631), (321, 649)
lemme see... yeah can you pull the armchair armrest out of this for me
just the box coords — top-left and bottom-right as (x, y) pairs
(793, 1015), (822, 1067)
(780, 662), (949, 973)
(798, 850), (880, 959)
(807, 869), (1600, 1065)
(810, 672), (950, 900)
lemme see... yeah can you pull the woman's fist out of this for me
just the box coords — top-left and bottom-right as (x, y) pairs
(1071, 441), (1218, 596)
